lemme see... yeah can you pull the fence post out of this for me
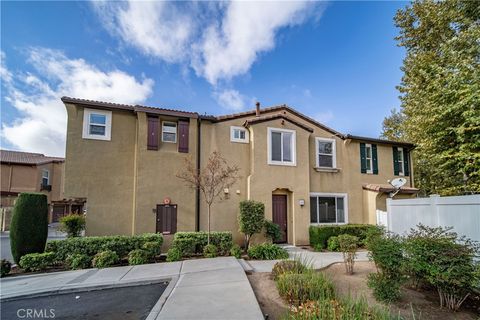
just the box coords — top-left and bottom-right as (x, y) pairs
(429, 194), (440, 227)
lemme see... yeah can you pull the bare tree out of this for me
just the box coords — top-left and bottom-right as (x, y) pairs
(176, 151), (240, 244)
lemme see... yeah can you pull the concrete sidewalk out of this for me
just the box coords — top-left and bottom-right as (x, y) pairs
(0, 257), (263, 320)
(247, 245), (369, 272)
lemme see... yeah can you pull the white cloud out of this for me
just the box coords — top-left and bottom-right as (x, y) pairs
(1, 48), (154, 156)
(314, 111), (334, 124)
(213, 89), (250, 112)
(92, 1), (321, 86)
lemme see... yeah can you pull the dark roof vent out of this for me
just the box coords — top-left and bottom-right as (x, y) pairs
(255, 102), (260, 117)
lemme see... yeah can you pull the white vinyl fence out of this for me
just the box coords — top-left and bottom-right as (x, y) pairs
(386, 195), (480, 242)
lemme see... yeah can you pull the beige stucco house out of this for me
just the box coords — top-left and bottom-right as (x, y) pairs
(62, 97), (418, 246)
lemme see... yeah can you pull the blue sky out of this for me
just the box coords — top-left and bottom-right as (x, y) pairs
(1, 1), (407, 156)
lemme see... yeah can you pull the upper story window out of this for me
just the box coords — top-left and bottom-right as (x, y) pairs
(230, 126), (249, 143)
(315, 138), (336, 168)
(360, 143), (378, 174)
(310, 193), (347, 224)
(162, 121), (177, 143)
(82, 108), (112, 141)
(393, 146), (409, 176)
(267, 127), (296, 166)
(42, 170), (49, 186)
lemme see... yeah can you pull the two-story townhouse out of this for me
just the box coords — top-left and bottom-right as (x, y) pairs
(62, 97), (418, 246)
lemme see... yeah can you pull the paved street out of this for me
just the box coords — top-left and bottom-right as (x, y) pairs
(0, 226), (66, 262)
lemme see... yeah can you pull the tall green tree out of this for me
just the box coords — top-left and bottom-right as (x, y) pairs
(392, 0), (480, 195)
(380, 108), (406, 141)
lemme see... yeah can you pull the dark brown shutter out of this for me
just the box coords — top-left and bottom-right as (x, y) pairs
(147, 117), (159, 150)
(171, 205), (177, 233)
(178, 120), (189, 153)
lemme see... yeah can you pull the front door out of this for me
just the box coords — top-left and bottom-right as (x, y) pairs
(156, 204), (177, 235)
(272, 195), (287, 243)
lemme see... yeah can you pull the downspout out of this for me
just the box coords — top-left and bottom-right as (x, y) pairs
(195, 118), (201, 231)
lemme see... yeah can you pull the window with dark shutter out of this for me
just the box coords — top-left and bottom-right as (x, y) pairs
(156, 204), (177, 234)
(147, 116), (159, 150)
(403, 149), (410, 176)
(178, 120), (189, 153)
(393, 146), (399, 175)
(372, 144), (378, 174)
(360, 143), (367, 173)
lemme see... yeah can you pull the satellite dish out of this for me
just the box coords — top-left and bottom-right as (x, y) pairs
(390, 178), (407, 189)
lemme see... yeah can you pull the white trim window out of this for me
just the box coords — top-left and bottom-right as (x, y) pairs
(162, 121), (177, 143)
(315, 138), (336, 168)
(365, 143), (373, 174)
(230, 126), (249, 143)
(310, 193), (348, 224)
(397, 147), (405, 176)
(267, 127), (296, 166)
(42, 169), (50, 186)
(82, 108), (112, 141)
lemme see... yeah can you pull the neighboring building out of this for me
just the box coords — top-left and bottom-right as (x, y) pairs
(62, 97), (418, 245)
(0, 150), (68, 226)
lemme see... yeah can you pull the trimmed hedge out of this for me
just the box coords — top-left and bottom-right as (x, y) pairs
(10, 193), (49, 264)
(19, 252), (55, 272)
(248, 243), (289, 260)
(46, 233), (163, 261)
(309, 224), (379, 249)
(172, 231), (232, 256)
(92, 250), (118, 268)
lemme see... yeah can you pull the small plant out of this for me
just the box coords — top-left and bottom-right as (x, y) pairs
(367, 273), (403, 303)
(230, 244), (242, 259)
(276, 272), (335, 306)
(313, 243), (323, 252)
(271, 260), (307, 280)
(66, 253), (91, 270)
(337, 234), (358, 274)
(10, 193), (49, 264)
(128, 249), (149, 265)
(327, 236), (340, 251)
(1, 259), (12, 277)
(59, 214), (86, 238)
(92, 250), (118, 268)
(238, 200), (265, 250)
(142, 241), (161, 259)
(19, 252), (55, 272)
(247, 243), (289, 260)
(264, 220), (281, 242)
(166, 247), (182, 262)
(203, 244), (218, 258)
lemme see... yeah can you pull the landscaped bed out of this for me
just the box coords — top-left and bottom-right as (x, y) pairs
(248, 262), (479, 320)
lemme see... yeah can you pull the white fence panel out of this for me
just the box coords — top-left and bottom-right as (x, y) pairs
(376, 210), (388, 228)
(387, 195), (480, 242)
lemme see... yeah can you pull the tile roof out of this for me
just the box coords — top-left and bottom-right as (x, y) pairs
(244, 113), (314, 132)
(362, 183), (419, 194)
(0, 150), (64, 165)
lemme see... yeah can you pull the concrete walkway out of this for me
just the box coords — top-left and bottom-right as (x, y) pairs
(247, 245), (369, 272)
(0, 257), (263, 320)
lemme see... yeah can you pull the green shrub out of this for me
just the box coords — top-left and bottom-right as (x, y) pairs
(404, 225), (479, 310)
(230, 244), (242, 258)
(272, 260), (307, 280)
(46, 233), (163, 261)
(287, 296), (402, 320)
(309, 224), (379, 250)
(337, 234), (358, 275)
(65, 253), (91, 270)
(92, 250), (118, 268)
(1, 259), (12, 277)
(368, 273), (403, 303)
(203, 244), (218, 258)
(128, 249), (149, 265)
(172, 231), (232, 256)
(247, 243), (289, 260)
(264, 220), (281, 242)
(59, 214), (86, 238)
(313, 243), (323, 252)
(276, 272), (335, 306)
(10, 193), (49, 264)
(238, 200), (265, 249)
(166, 247), (182, 262)
(327, 236), (340, 251)
(19, 252), (55, 272)
(142, 241), (161, 259)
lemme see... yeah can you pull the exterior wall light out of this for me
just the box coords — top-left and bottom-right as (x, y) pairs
(299, 199), (305, 206)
